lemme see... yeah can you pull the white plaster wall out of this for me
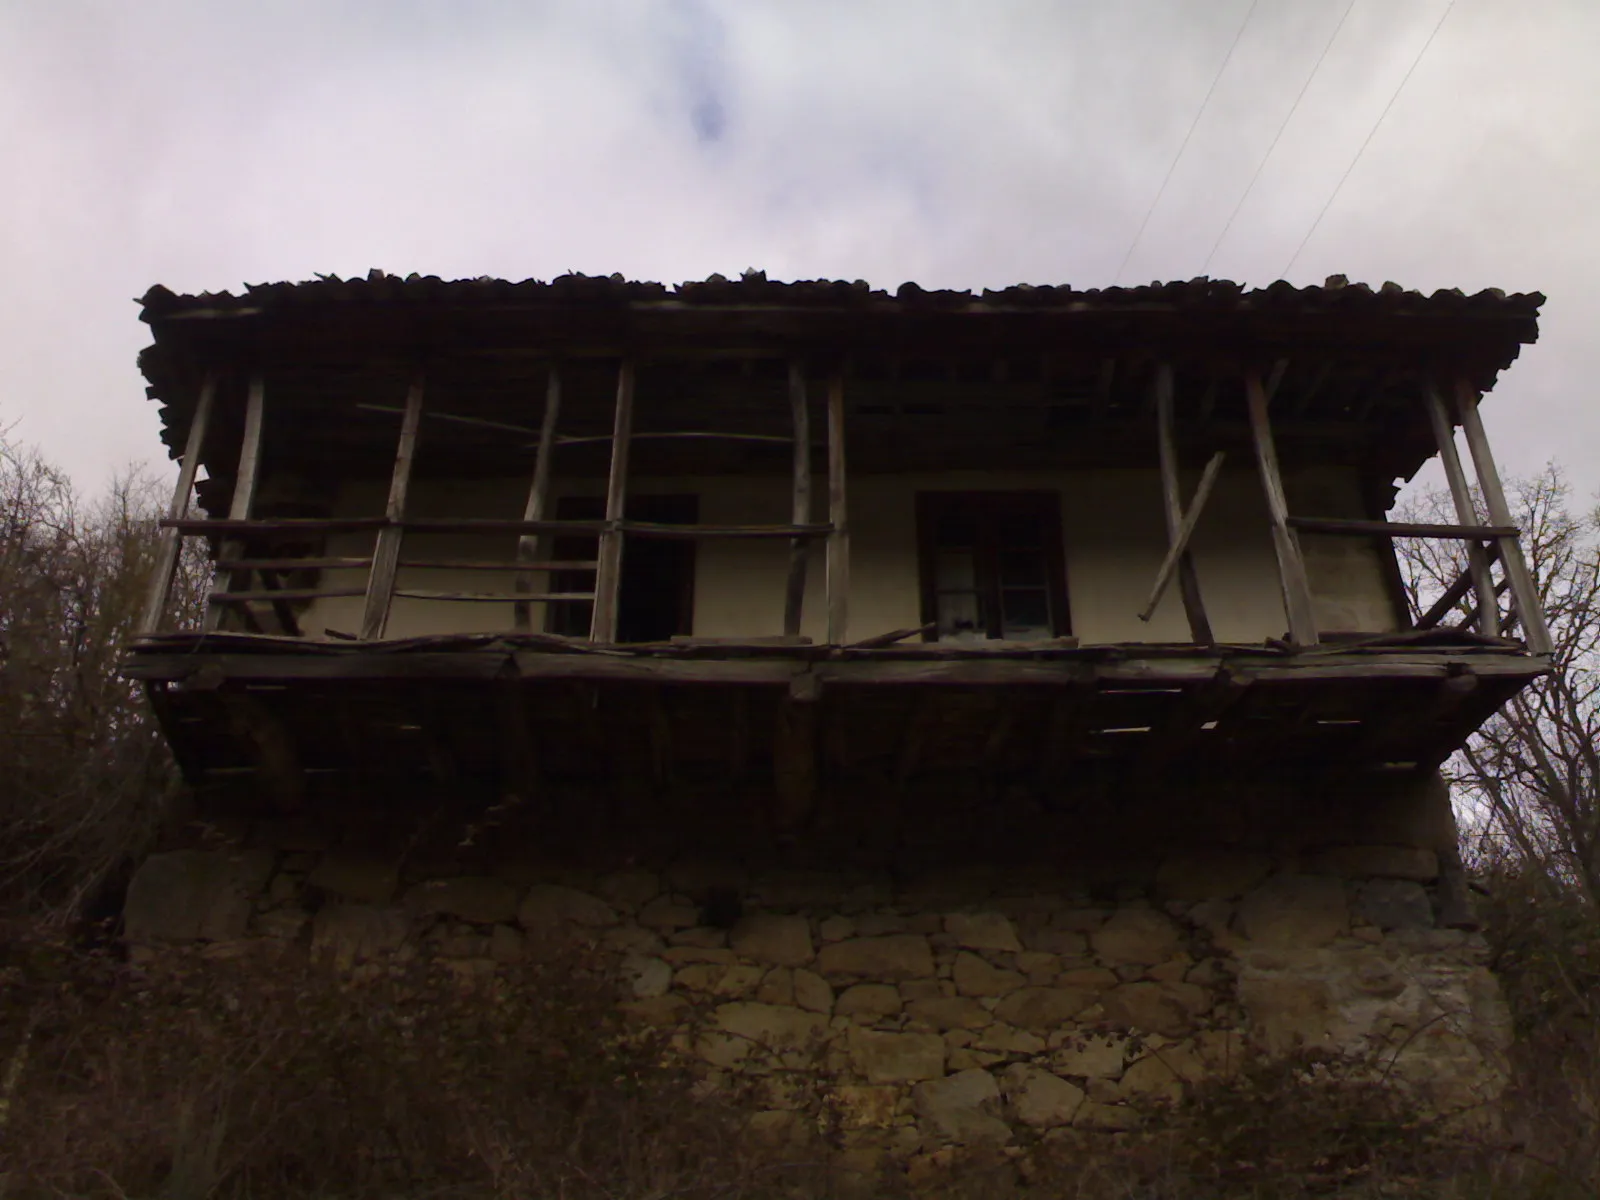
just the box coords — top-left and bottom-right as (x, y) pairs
(293, 467), (1398, 644)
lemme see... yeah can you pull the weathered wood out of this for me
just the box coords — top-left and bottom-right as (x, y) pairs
(1454, 376), (1551, 653)
(209, 587), (369, 603)
(393, 589), (594, 603)
(205, 374), (267, 632)
(140, 371), (218, 634)
(515, 365), (563, 631)
(1153, 363), (1214, 643)
(847, 623), (937, 649)
(360, 375), (424, 641)
(215, 555), (374, 571)
(826, 371), (850, 644)
(590, 360), (634, 643)
(402, 558), (598, 572)
(1286, 516), (1516, 540)
(220, 690), (303, 812)
(554, 431), (795, 446)
(623, 521), (830, 540)
(784, 362), (813, 638)
(1139, 451), (1225, 624)
(1246, 368), (1319, 645)
(251, 570), (305, 637)
(163, 516), (389, 534)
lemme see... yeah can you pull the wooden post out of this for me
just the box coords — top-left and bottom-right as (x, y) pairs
(139, 371), (218, 634)
(204, 374), (267, 632)
(1139, 451), (1225, 623)
(1454, 376), (1553, 654)
(1424, 381), (1498, 636)
(590, 360), (635, 643)
(783, 362), (812, 638)
(514, 364), (562, 632)
(1153, 363), (1214, 643)
(1245, 367), (1319, 646)
(825, 369), (849, 645)
(360, 374), (424, 641)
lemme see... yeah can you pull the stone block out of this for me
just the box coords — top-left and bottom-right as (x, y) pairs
(518, 883), (616, 929)
(905, 996), (993, 1031)
(837, 984), (903, 1019)
(310, 904), (408, 967)
(912, 1068), (1011, 1146)
(255, 909), (308, 940)
(1155, 851), (1272, 900)
(407, 876), (521, 924)
(1024, 927), (1088, 956)
(1074, 1101), (1140, 1131)
(671, 926), (728, 949)
(758, 967), (795, 1005)
(1000, 1064), (1086, 1127)
(597, 869), (661, 911)
(944, 913), (1023, 953)
(793, 968), (835, 1014)
(1119, 1043), (1204, 1104)
(1312, 844), (1439, 882)
(1052, 1033), (1128, 1079)
(817, 935), (935, 980)
(675, 963), (765, 997)
(663, 945), (736, 965)
(731, 913), (814, 966)
(952, 951), (1024, 997)
(602, 925), (665, 955)
(1101, 982), (1195, 1038)
(306, 850), (400, 903)
(1235, 874), (1348, 948)
(620, 954), (673, 998)
(637, 895), (700, 930)
(992, 986), (1095, 1030)
(125, 849), (276, 942)
(620, 994), (690, 1025)
(833, 1085), (899, 1130)
(849, 1028), (946, 1083)
(490, 924), (525, 963)
(1236, 975), (1337, 1054)
(1090, 908), (1183, 965)
(1353, 879), (1435, 931)
(975, 1023), (1045, 1054)
(1056, 966), (1119, 989)
(715, 1002), (829, 1063)
(819, 916), (857, 941)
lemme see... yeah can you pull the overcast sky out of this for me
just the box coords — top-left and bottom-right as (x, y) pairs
(2, 0), (1595, 499)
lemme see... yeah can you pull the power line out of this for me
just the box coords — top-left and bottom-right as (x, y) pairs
(1112, 0), (1259, 285)
(1201, 0), (1356, 274)
(1283, 0), (1458, 277)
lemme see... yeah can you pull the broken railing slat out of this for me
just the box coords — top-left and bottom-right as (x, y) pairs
(392, 589), (596, 603)
(360, 374), (425, 641)
(515, 365), (563, 631)
(1138, 451), (1226, 624)
(1154, 362), (1213, 643)
(784, 361), (813, 639)
(205, 373), (267, 632)
(1425, 381), (1500, 636)
(590, 360), (635, 642)
(1286, 516), (1518, 539)
(1247, 367), (1319, 646)
(140, 370), (218, 634)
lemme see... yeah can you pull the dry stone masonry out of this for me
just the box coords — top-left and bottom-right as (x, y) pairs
(124, 818), (1512, 1170)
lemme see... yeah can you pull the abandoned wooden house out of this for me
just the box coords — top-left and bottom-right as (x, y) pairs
(120, 272), (1547, 1140)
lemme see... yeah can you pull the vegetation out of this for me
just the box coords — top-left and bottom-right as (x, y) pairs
(0, 431), (1597, 1196)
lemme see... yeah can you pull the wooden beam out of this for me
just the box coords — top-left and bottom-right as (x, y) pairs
(139, 371), (218, 634)
(205, 374), (267, 632)
(1426, 381), (1500, 638)
(1454, 376), (1552, 654)
(590, 360), (634, 643)
(826, 370), (850, 645)
(783, 362), (813, 638)
(220, 690), (303, 812)
(1153, 363), (1214, 643)
(515, 364), (563, 631)
(1286, 516), (1518, 540)
(360, 374), (424, 641)
(1141, 448), (1224, 626)
(1246, 367), (1319, 646)
(393, 588), (594, 603)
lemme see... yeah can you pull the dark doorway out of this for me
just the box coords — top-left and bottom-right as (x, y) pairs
(547, 494), (699, 642)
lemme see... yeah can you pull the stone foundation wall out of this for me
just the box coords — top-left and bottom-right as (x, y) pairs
(125, 810), (1512, 1168)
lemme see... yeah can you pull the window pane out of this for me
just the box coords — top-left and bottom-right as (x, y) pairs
(1000, 588), (1051, 639)
(995, 513), (1045, 548)
(937, 590), (982, 635)
(999, 551), (1044, 587)
(936, 551), (975, 590)
(934, 509), (977, 547)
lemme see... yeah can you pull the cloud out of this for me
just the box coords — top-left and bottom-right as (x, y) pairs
(0, 0), (1595, 495)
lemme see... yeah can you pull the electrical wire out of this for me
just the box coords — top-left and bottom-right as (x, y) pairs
(1201, 0), (1356, 274)
(1112, 0), (1259, 285)
(1283, 0), (1458, 277)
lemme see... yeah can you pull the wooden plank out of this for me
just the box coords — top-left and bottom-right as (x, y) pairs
(215, 556), (374, 571)
(783, 362), (813, 638)
(553, 431), (794, 446)
(205, 374), (268, 632)
(393, 589), (594, 603)
(360, 375), (424, 641)
(826, 370), (850, 644)
(1138, 451), (1225, 624)
(1153, 363), (1213, 643)
(622, 521), (831, 540)
(139, 370), (218, 634)
(401, 558), (598, 572)
(516, 364), (562, 631)
(1246, 367), (1319, 646)
(1455, 375), (1552, 653)
(1286, 516), (1517, 540)
(252, 569), (305, 637)
(210, 587), (369, 603)
(403, 518), (605, 535)
(163, 516), (389, 534)
(1426, 381), (1500, 637)
(590, 360), (634, 643)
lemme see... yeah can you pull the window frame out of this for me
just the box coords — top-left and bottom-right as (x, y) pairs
(914, 490), (1072, 643)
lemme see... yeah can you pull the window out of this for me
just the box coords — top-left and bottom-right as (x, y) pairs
(547, 494), (698, 642)
(916, 492), (1069, 642)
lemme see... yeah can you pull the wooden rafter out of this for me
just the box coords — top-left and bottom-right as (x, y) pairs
(1246, 367), (1319, 646)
